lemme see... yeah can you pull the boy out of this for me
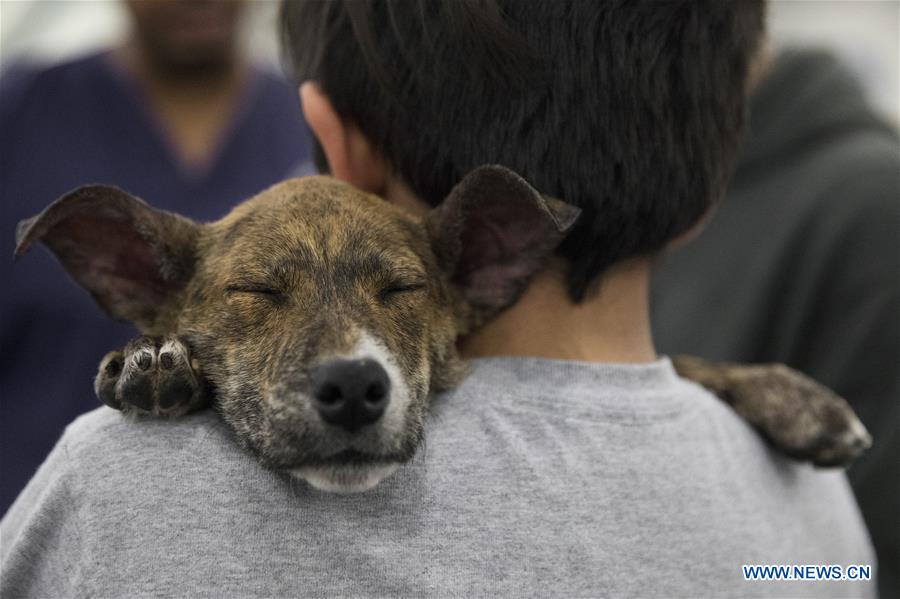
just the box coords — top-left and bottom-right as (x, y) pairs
(1, 2), (874, 596)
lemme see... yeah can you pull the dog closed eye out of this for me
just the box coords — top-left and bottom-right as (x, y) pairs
(225, 284), (286, 303)
(379, 281), (426, 302)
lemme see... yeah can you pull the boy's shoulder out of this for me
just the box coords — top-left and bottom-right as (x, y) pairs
(61, 407), (235, 465)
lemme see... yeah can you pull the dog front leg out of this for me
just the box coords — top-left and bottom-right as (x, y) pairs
(672, 355), (871, 468)
(94, 335), (209, 417)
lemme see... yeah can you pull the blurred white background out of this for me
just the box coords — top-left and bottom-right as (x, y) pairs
(0, 0), (898, 122)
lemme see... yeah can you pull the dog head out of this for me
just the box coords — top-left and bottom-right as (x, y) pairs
(15, 165), (579, 491)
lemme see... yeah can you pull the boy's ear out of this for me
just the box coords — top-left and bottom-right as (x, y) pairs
(300, 81), (388, 194)
(427, 165), (580, 319)
(15, 185), (199, 332)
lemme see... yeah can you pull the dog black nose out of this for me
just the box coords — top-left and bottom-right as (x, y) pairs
(310, 358), (391, 431)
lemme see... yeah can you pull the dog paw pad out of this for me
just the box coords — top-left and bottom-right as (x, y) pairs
(159, 352), (175, 370)
(94, 335), (203, 417)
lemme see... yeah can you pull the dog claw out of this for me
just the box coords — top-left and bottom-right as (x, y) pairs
(673, 356), (872, 468)
(135, 350), (153, 371)
(96, 351), (125, 410)
(94, 335), (206, 417)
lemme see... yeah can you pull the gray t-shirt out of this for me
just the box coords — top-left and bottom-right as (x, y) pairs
(651, 49), (900, 598)
(1, 357), (875, 598)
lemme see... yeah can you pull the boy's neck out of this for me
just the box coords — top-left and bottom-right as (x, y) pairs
(380, 180), (657, 364)
(458, 258), (657, 364)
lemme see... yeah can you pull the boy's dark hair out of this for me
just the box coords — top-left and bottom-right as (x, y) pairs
(280, 0), (765, 301)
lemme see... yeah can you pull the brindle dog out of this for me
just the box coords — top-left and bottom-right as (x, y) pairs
(15, 166), (870, 492)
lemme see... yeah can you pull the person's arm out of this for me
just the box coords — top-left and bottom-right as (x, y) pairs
(1, 435), (85, 598)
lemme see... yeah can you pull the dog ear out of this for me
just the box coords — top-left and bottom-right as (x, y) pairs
(15, 185), (199, 332)
(427, 165), (580, 320)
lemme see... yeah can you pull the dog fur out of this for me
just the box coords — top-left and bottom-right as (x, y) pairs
(15, 166), (870, 492)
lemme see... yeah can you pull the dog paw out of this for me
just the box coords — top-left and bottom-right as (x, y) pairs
(94, 335), (206, 417)
(728, 364), (872, 467)
(674, 356), (872, 468)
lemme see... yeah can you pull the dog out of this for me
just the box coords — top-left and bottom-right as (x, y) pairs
(15, 165), (871, 492)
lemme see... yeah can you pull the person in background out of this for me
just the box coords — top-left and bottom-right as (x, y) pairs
(651, 48), (899, 597)
(0, 0), (312, 514)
